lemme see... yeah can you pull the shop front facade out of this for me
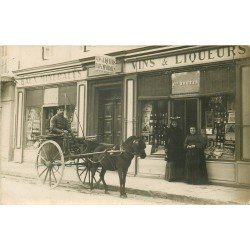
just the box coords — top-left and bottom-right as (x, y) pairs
(13, 61), (86, 162)
(83, 45), (250, 186)
(121, 45), (250, 186)
(12, 45), (250, 187)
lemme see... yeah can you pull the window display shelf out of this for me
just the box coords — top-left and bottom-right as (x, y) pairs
(140, 100), (168, 155)
(203, 95), (235, 160)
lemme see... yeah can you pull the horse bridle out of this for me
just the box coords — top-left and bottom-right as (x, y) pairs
(121, 139), (141, 157)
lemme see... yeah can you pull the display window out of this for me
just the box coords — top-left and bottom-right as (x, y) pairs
(140, 100), (168, 155)
(201, 95), (235, 160)
(25, 107), (42, 148)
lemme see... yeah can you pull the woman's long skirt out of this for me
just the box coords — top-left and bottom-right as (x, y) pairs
(185, 148), (208, 184)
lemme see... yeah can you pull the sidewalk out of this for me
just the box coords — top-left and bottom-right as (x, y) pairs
(1, 161), (250, 204)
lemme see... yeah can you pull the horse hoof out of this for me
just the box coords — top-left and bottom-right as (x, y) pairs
(105, 191), (110, 194)
(120, 194), (127, 198)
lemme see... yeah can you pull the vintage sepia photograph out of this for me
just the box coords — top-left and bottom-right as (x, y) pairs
(1, 45), (250, 205)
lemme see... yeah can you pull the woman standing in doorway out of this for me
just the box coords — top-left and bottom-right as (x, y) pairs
(165, 117), (185, 182)
(184, 126), (208, 185)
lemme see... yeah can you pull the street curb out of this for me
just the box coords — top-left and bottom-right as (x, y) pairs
(1, 170), (241, 205)
(107, 185), (240, 205)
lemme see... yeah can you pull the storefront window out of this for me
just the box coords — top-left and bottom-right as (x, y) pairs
(140, 100), (168, 155)
(201, 95), (235, 160)
(25, 107), (42, 148)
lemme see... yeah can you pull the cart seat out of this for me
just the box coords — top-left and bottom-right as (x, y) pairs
(36, 134), (64, 140)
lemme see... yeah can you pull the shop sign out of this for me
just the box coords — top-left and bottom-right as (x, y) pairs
(88, 62), (122, 77)
(125, 46), (250, 73)
(172, 71), (200, 95)
(16, 70), (86, 88)
(95, 55), (116, 74)
(44, 87), (58, 105)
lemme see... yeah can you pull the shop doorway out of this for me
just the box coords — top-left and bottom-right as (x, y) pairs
(98, 88), (121, 145)
(172, 99), (198, 137)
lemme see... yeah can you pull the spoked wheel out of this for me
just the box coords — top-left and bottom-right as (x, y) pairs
(75, 158), (101, 189)
(36, 140), (65, 189)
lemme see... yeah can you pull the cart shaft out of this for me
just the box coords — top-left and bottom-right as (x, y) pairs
(69, 150), (123, 159)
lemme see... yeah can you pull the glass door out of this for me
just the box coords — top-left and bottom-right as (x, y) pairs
(172, 98), (198, 138)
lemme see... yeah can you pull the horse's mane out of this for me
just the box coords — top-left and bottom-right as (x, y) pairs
(122, 136), (137, 148)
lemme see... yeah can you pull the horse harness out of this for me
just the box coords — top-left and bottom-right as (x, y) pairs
(87, 139), (139, 170)
(86, 145), (118, 170)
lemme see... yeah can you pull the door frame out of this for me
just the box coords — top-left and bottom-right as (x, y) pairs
(88, 81), (123, 142)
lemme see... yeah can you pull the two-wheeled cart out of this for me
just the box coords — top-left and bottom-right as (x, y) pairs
(35, 134), (121, 189)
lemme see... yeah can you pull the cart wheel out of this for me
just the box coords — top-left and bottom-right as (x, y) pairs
(36, 140), (65, 189)
(75, 158), (101, 189)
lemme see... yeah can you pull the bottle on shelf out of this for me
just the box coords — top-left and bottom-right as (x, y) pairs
(153, 113), (157, 125)
(149, 125), (153, 133)
(149, 113), (154, 126)
(221, 124), (225, 134)
(214, 123), (218, 135)
(220, 112), (224, 123)
(153, 124), (157, 134)
(160, 134), (165, 146)
(216, 135), (221, 147)
(154, 135), (158, 146)
(158, 113), (162, 125)
(224, 112), (227, 123)
(158, 124), (162, 134)
(217, 123), (221, 134)
(149, 134), (154, 145)
(220, 134), (224, 142)
(162, 113), (165, 125)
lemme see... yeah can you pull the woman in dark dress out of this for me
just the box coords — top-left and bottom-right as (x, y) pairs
(184, 127), (208, 185)
(165, 117), (185, 182)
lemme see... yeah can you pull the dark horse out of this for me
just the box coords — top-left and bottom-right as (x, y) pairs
(90, 136), (146, 198)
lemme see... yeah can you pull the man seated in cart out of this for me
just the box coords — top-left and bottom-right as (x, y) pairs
(50, 106), (72, 135)
(49, 106), (87, 155)
(49, 105), (78, 154)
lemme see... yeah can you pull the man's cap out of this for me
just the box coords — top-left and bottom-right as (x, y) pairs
(57, 105), (65, 110)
